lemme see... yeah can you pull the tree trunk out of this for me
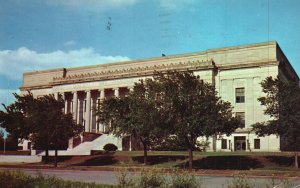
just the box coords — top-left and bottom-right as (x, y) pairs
(212, 134), (217, 152)
(143, 143), (148, 165)
(54, 149), (58, 167)
(295, 152), (298, 168)
(44, 149), (49, 164)
(188, 147), (193, 171)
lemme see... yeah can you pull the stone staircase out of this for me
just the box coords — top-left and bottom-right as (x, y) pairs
(34, 133), (122, 156)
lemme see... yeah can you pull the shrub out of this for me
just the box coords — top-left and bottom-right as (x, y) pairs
(227, 173), (254, 188)
(170, 171), (202, 188)
(103, 143), (118, 152)
(116, 168), (135, 187)
(137, 169), (165, 188)
(0, 170), (33, 187)
(265, 176), (291, 188)
(0, 170), (114, 188)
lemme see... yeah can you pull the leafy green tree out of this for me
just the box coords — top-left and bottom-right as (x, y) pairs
(0, 93), (83, 166)
(30, 95), (83, 167)
(252, 76), (300, 168)
(0, 93), (34, 141)
(157, 71), (239, 170)
(99, 71), (239, 168)
(99, 79), (166, 165)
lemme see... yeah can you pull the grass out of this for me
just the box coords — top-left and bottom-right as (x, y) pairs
(1, 151), (300, 177)
(112, 151), (298, 157)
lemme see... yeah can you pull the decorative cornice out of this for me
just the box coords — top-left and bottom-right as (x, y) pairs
(51, 60), (215, 85)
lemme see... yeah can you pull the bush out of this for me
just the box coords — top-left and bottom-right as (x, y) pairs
(0, 170), (114, 188)
(137, 169), (165, 188)
(170, 171), (202, 188)
(103, 143), (118, 152)
(116, 168), (135, 187)
(0, 170), (33, 187)
(227, 173), (254, 188)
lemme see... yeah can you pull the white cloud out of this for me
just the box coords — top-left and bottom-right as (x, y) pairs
(63, 40), (76, 47)
(46, 0), (138, 11)
(0, 47), (130, 81)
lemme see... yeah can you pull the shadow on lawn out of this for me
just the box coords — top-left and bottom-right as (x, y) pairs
(177, 156), (263, 170)
(265, 156), (294, 166)
(132, 155), (187, 165)
(44, 156), (73, 163)
(75, 156), (118, 166)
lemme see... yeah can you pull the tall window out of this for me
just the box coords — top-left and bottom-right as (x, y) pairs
(236, 88), (245, 103)
(221, 139), (227, 149)
(254, 139), (260, 149)
(236, 112), (245, 128)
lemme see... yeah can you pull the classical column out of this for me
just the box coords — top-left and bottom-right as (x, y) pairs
(85, 90), (91, 132)
(90, 96), (96, 133)
(54, 92), (59, 100)
(114, 88), (119, 97)
(72, 91), (78, 123)
(129, 137), (132, 151)
(62, 93), (67, 114)
(100, 89), (105, 101)
(99, 89), (105, 133)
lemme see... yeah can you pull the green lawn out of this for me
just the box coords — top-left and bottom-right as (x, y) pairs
(1, 151), (300, 177)
(47, 151), (299, 173)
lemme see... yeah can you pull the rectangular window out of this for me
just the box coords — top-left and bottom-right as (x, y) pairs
(236, 88), (245, 103)
(221, 139), (227, 149)
(84, 100), (87, 112)
(236, 112), (245, 128)
(254, 139), (260, 149)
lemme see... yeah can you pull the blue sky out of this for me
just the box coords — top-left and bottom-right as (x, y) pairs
(1, 0), (300, 107)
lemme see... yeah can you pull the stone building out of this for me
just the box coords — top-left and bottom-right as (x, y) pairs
(20, 41), (298, 154)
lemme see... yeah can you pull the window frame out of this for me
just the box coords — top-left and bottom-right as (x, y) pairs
(254, 139), (260, 149)
(235, 87), (245, 103)
(221, 139), (227, 149)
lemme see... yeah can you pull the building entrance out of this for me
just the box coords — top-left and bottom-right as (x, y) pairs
(234, 136), (246, 151)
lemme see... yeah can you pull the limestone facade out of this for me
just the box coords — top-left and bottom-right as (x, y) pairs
(21, 41), (299, 152)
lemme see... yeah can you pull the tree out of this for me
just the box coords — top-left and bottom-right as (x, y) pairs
(0, 93), (34, 141)
(99, 79), (166, 165)
(157, 71), (240, 170)
(99, 71), (239, 168)
(0, 129), (4, 153)
(29, 95), (83, 167)
(0, 93), (83, 167)
(252, 76), (300, 168)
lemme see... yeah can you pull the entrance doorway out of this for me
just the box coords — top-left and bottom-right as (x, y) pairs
(234, 136), (246, 151)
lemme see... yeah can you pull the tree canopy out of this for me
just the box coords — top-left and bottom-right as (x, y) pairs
(98, 78), (166, 164)
(252, 76), (300, 167)
(99, 71), (239, 169)
(156, 71), (240, 170)
(0, 93), (83, 166)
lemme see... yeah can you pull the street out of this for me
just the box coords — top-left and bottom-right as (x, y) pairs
(2, 167), (300, 187)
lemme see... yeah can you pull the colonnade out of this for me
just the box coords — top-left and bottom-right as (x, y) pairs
(54, 87), (133, 133)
